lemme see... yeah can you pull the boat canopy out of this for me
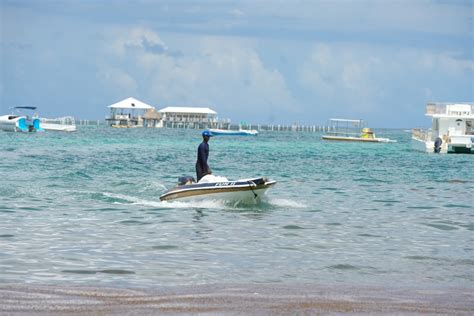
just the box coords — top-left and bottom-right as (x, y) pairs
(10, 106), (37, 110)
(108, 97), (154, 110)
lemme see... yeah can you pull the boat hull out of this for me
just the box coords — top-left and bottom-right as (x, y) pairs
(209, 129), (258, 136)
(160, 178), (276, 204)
(411, 137), (436, 153)
(322, 135), (394, 143)
(41, 123), (77, 132)
(412, 136), (473, 154)
(40, 117), (76, 132)
(0, 115), (41, 132)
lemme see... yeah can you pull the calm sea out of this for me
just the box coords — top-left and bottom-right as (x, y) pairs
(0, 126), (472, 289)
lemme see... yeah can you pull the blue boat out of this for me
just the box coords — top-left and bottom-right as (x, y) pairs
(208, 128), (258, 136)
(0, 106), (42, 133)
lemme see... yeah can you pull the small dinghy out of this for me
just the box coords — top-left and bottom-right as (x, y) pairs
(160, 175), (276, 204)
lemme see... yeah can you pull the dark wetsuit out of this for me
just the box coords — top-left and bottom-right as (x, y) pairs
(196, 142), (210, 181)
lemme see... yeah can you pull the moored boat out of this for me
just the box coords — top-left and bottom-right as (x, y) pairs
(412, 102), (474, 154)
(322, 119), (396, 143)
(0, 106), (42, 132)
(160, 175), (276, 204)
(40, 116), (77, 132)
(209, 128), (258, 136)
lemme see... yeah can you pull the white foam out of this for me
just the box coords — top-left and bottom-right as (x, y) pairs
(145, 182), (168, 191)
(269, 198), (307, 209)
(102, 192), (304, 210)
(160, 200), (228, 209)
(102, 192), (227, 209)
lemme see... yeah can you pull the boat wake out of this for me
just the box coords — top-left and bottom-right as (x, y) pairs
(100, 192), (306, 211)
(269, 198), (307, 209)
(102, 192), (229, 209)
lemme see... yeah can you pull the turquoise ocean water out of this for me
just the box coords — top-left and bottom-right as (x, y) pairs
(0, 127), (472, 289)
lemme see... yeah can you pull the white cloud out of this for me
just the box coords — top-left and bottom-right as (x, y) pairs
(299, 42), (473, 116)
(230, 9), (245, 18)
(106, 26), (168, 58)
(420, 53), (474, 75)
(99, 27), (297, 122)
(98, 67), (138, 95)
(234, 0), (471, 36)
(299, 44), (384, 112)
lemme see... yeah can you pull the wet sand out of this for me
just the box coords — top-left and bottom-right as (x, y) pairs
(1, 283), (472, 315)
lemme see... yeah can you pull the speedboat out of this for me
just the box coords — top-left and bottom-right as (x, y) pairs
(160, 175), (276, 204)
(209, 128), (258, 136)
(0, 106), (42, 132)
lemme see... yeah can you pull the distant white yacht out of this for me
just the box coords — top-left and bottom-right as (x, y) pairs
(412, 103), (474, 154)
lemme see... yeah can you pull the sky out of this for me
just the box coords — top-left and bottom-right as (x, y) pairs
(1, 0), (473, 127)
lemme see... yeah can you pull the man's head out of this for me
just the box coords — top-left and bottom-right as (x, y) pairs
(202, 130), (213, 142)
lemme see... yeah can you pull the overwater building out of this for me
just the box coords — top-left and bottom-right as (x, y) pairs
(106, 97), (225, 129)
(158, 107), (222, 129)
(106, 97), (155, 128)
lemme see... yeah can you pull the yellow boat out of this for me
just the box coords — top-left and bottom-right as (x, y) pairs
(322, 119), (396, 143)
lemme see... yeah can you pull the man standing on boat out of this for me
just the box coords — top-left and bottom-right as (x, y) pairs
(196, 130), (212, 181)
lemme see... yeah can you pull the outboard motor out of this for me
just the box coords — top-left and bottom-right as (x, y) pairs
(178, 176), (196, 185)
(434, 137), (442, 153)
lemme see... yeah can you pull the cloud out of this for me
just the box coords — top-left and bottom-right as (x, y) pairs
(298, 42), (474, 120)
(99, 27), (297, 122)
(299, 44), (384, 112)
(230, 9), (245, 18)
(98, 67), (138, 96)
(419, 52), (474, 74)
(232, 0), (472, 36)
(107, 27), (167, 56)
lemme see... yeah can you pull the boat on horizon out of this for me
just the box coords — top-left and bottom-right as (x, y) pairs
(0, 106), (42, 133)
(322, 119), (396, 143)
(412, 102), (474, 154)
(208, 128), (258, 136)
(160, 175), (276, 204)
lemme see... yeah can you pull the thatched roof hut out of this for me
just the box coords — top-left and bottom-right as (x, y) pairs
(143, 108), (162, 120)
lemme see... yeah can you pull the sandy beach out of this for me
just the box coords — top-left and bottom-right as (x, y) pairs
(1, 283), (472, 315)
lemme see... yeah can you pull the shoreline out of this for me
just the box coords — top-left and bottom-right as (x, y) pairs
(1, 283), (472, 315)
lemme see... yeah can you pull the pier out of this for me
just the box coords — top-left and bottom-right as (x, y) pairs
(78, 119), (335, 132)
(79, 119), (333, 132)
(222, 123), (334, 133)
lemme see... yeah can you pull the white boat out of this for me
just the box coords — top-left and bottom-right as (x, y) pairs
(0, 106), (42, 132)
(160, 175), (276, 204)
(209, 128), (258, 136)
(40, 116), (77, 132)
(322, 119), (396, 143)
(412, 103), (474, 154)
